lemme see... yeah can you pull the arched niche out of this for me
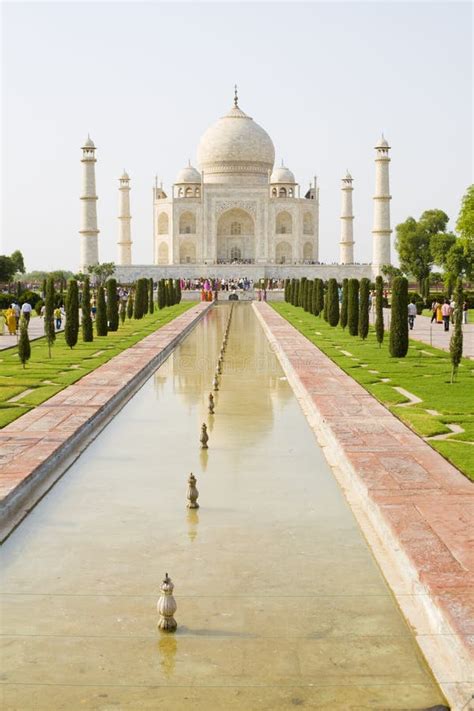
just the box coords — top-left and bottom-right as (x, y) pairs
(157, 242), (169, 265)
(158, 212), (169, 235)
(179, 211), (196, 234)
(276, 211), (292, 235)
(180, 241), (196, 264)
(303, 212), (314, 235)
(275, 241), (292, 264)
(303, 242), (313, 261)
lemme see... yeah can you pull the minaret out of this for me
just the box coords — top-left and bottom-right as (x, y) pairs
(79, 136), (99, 272)
(117, 171), (132, 265)
(339, 171), (354, 264)
(372, 135), (392, 267)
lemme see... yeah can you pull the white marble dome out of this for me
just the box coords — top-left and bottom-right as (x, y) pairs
(197, 103), (275, 184)
(271, 162), (295, 184)
(175, 162), (201, 184)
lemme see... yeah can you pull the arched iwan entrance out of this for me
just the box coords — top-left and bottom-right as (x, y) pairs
(217, 208), (255, 263)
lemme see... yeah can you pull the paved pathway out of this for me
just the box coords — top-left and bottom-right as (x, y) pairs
(0, 303), (210, 539)
(370, 308), (474, 358)
(0, 316), (64, 351)
(255, 302), (474, 711)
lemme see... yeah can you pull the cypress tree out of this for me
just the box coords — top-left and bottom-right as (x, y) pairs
(284, 279), (290, 302)
(142, 278), (149, 314)
(289, 279), (296, 305)
(106, 278), (119, 331)
(316, 278), (324, 316)
(120, 300), (126, 324)
(44, 276), (56, 358)
(82, 277), (93, 342)
(307, 280), (314, 312)
(340, 278), (348, 329)
(176, 278), (182, 304)
(348, 278), (359, 336)
(358, 278), (370, 340)
(96, 286), (108, 336)
(158, 280), (165, 309)
(65, 279), (79, 348)
(323, 283), (329, 321)
(375, 275), (384, 348)
(134, 280), (144, 319)
(42, 277), (47, 299)
(311, 278), (318, 315)
(293, 280), (300, 308)
(313, 279), (321, 315)
(328, 278), (340, 327)
(450, 278), (463, 383)
(389, 276), (409, 357)
(127, 293), (134, 319)
(149, 278), (154, 314)
(18, 316), (31, 368)
(299, 277), (306, 307)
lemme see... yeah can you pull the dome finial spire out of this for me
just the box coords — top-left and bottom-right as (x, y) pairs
(234, 84), (238, 107)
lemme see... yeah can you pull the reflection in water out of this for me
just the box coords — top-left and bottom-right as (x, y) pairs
(157, 633), (177, 679)
(186, 508), (199, 542)
(199, 448), (209, 472)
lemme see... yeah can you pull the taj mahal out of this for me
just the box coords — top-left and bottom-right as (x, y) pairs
(79, 89), (392, 281)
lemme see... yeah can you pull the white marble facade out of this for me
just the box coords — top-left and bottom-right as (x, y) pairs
(153, 95), (319, 267)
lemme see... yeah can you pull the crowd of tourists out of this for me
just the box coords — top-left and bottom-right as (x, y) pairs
(429, 298), (469, 331)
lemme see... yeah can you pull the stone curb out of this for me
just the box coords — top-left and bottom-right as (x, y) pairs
(0, 303), (213, 542)
(253, 302), (473, 711)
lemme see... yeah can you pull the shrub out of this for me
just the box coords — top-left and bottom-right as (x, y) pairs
(82, 277), (93, 342)
(389, 276), (409, 357)
(18, 290), (42, 308)
(96, 286), (108, 336)
(348, 279), (359, 336)
(65, 279), (79, 349)
(375, 275), (384, 348)
(327, 278), (339, 326)
(358, 278), (370, 340)
(311, 279), (318, 315)
(0, 293), (17, 309)
(106, 278), (119, 331)
(134, 279), (146, 319)
(340, 278), (348, 329)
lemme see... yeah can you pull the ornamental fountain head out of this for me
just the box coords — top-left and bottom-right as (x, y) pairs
(208, 392), (215, 414)
(157, 572), (177, 632)
(200, 422), (209, 448)
(186, 473), (199, 509)
(212, 375), (219, 391)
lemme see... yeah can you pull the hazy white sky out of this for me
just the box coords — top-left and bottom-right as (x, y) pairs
(1, 1), (472, 272)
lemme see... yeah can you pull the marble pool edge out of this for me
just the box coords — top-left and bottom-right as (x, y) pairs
(253, 301), (473, 711)
(0, 302), (213, 543)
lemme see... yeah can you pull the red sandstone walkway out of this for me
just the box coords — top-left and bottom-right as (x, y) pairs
(255, 302), (473, 711)
(0, 303), (210, 539)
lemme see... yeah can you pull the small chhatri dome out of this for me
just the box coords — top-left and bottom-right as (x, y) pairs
(376, 134), (390, 149)
(197, 88), (275, 184)
(121, 170), (130, 180)
(83, 134), (95, 148)
(271, 161), (295, 184)
(175, 161), (201, 184)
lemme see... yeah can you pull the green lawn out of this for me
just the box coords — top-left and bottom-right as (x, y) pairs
(272, 303), (474, 481)
(0, 303), (195, 429)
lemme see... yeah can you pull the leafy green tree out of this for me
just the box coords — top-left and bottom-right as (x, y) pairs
(87, 262), (115, 286)
(389, 276), (409, 357)
(375, 275), (384, 348)
(0, 256), (16, 283)
(381, 264), (403, 287)
(358, 278), (370, 340)
(395, 210), (449, 290)
(340, 278), (348, 329)
(96, 286), (108, 336)
(127, 293), (134, 319)
(327, 278), (339, 326)
(431, 231), (472, 291)
(348, 279), (359, 336)
(65, 279), (79, 348)
(18, 316), (31, 368)
(10, 250), (25, 274)
(81, 277), (93, 342)
(44, 277), (56, 357)
(106, 278), (119, 331)
(149, 278), (154, 314)
(456, 184), (474, 271)
(449, 279), (464, 383)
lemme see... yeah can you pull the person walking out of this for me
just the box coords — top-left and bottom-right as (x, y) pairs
(463, 301), (469, 324)
(430, 300), (439, 324)
(441, 299), (452, 332)
(11, 302), (20, 330)
(408, 299), (417, 330)
(20, 301), (32, 326)
(54, 306), (62, 330)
